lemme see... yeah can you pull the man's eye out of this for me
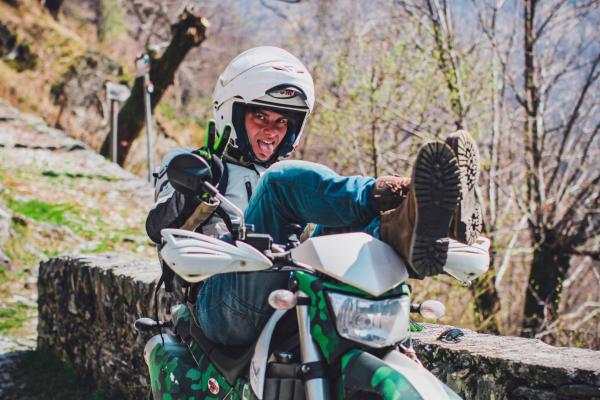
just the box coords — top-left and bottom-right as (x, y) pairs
(255, 113), (266, 120)
(277, 118), (288, 125)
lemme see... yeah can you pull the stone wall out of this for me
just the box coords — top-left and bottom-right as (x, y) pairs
(38, 254), (600, 400)
(413, 325), (600, 400)
(37, 254), (170, 399)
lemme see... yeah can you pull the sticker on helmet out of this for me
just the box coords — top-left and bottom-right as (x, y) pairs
(208, 378), (220, 395)
(267, 86), (305, 100)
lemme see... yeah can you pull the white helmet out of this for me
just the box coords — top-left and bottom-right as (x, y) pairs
(160, 229), (273, 283)
(213, 46), (315, 165)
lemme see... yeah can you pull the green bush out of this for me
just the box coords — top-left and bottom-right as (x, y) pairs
(97, 0), (126, 42)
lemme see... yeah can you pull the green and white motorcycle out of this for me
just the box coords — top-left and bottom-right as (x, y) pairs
(136, 154), (490, 400)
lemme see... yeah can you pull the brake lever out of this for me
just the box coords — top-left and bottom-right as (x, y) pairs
(267, 250), (314, 274)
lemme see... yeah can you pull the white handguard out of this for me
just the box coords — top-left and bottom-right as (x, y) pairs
(159, 229), (273, 283)
(443, 236), (491, 283)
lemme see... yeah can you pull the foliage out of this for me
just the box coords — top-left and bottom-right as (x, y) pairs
(7, 198), (83, 231)
(97, 0), (126, 42)
(7, 351), (110, 399)
(0, 302), (33, 333)
(286, 0), (599, 346)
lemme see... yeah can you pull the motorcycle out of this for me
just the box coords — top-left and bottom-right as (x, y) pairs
(135, 153), (490, 400)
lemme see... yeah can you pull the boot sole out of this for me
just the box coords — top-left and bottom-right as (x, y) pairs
(447, 131), (482, 245)
(410, 142), (460, 277)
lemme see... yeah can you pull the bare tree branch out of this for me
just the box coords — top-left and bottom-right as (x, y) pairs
(545, 51), (600, 193)
(555, 173), (600, 238)
(260, 0), (290, 20)
(555, 121), (600, 204)
(533, 0), (569, 42)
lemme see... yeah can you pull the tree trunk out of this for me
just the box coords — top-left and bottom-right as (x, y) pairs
(100, 6), (208, 165)
(470, 268), (501, 334)
(522, 234), (570, 337)
(425, 0), (466, 130)
(43, 0), (64, 19)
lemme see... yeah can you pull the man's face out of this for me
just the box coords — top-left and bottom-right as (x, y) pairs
(245, 108), (289, 161)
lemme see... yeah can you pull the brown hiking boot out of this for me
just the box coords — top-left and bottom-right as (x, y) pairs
(372, 175), (411, 212)
(445, 130), (482, 245)
(380, 141), (460, 278)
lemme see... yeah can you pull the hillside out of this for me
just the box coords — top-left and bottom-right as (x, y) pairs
(0, 0), (208, 176)
(0, 98), (154, 397)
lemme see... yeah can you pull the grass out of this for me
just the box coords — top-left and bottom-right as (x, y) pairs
(0, 303), (33, 333)
(98, 0), (127, 42)
(8, 350), (112, 400)
(7, 198), (79, 226)
(80, 236), (117, 254)
(5, 198), (97, 239)
(2, 222), (40, 269)
(0, 268), (9, 286)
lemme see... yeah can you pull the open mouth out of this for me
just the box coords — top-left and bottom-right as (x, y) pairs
(257, 139), (276, 157)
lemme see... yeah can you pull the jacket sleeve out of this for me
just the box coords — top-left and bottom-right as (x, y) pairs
(145, 180), (201, 244)
(145, 148), (221, 244)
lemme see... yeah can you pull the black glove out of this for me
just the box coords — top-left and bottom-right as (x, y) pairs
(167, 120), (231, 200)
(193, 120), (231, 188)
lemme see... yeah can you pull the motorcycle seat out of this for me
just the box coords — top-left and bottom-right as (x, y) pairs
(207, 340), (256, 385)
(181, 302), (256, 384)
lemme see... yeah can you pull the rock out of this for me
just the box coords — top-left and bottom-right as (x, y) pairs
(0, 335), (36, 399)
(0, 248), (10, 271)
(0, 207), (10, 246)
(50, 51), (128, 150)
(0, 208), (11, 270)
(9, 294), (36, 308)
(412, 323), (600, 400)
(0, 22), (36, 72)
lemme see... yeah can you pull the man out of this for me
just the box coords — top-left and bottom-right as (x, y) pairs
(146, 46), (482, 346)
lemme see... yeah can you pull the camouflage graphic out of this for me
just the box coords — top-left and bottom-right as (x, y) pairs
(294, 271), (352, 363)
(171, 303), (191, 323)
(148, 339), (258, 399)
(409, 320), (424, 332)
(340, 349), (423, 400)
(148, 304), (258, 399)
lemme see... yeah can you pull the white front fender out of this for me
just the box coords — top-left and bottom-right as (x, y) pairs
(383, 350), (461, 400)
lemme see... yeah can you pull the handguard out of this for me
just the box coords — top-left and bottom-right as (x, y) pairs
(443, 236), (490, 283)
(159, 228), (273, 283)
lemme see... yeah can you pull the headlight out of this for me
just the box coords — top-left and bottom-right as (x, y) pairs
(327, 292), (410, 348)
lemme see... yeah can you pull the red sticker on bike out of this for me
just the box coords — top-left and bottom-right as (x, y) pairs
(208, 378), (220, 395)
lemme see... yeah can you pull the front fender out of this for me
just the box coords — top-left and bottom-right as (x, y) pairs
(340, 349), (461, 400)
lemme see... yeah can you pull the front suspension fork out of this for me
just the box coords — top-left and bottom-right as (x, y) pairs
(296, 290), (331, 400)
